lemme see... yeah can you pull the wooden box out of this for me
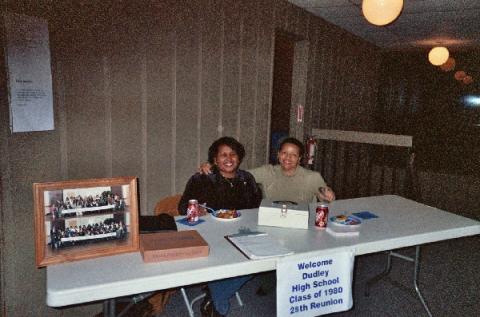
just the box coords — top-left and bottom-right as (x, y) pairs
(258, 199), (310, 229)
(140, 230), (209, 263)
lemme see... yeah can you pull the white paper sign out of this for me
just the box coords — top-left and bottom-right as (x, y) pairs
(276, 250), (355, 317)
(4, 13), (54, 133)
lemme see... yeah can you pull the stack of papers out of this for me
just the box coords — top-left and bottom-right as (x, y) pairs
(226, 233), (294, 260)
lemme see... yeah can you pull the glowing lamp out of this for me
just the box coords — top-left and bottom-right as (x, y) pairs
(463, 76), (473, 85)
(454, 71), (466, 81)
(439, 57), (455, 72)
(428, 47), (449, 66)
(362, 0), (404, 26)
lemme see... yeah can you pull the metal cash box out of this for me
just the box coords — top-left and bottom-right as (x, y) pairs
(257, 199), (310, 229)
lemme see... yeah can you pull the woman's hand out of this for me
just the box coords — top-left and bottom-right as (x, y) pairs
(317, 186), (335, 202)
(198, 162), (213, 174)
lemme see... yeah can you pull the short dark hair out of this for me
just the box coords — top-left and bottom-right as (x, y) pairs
(278, 137), (304, 158)
(208, 137), (246, 164)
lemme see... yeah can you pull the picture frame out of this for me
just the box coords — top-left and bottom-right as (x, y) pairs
(33, 176), (139, 267)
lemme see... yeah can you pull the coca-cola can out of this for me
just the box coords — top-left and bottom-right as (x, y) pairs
(187, 199), (199, 223)
(315, 204), (329, 229)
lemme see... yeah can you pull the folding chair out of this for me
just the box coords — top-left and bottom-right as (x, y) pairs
(180, 287), (244, 317)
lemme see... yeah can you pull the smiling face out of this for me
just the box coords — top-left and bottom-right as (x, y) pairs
(214, 144), (240, 178)
(278, 142), (301, 175)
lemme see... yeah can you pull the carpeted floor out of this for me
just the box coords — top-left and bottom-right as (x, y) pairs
(156, 235), (479, 317)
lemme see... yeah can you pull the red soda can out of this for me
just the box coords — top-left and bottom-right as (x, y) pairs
(187, 199), (199, 223)
(315, 204), (329, 228)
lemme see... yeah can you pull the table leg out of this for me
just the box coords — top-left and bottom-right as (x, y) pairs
(365, 250), (392, 296)
(364, 246), (432, 317)
(103, 300), (109, 316)
(413, 246), (432, 317)
(103, 298), (116, 317)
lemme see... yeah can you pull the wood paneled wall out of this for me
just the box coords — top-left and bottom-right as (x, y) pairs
(0, 1), (381, 315)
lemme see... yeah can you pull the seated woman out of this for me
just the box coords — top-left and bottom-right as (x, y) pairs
(249, 137), (335, 203)
(178, 136), (262, 317)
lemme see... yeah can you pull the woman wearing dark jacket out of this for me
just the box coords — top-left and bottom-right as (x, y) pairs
(178, 136), (261, 317)
(178, 167), (260, 214)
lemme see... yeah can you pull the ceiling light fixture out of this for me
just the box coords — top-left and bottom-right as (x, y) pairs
(362, 0), (404, 26)
(454, 71), (466, 81)
(428, 46), (449, 66)
(463, 76), (473, 85)
(439, 57), (455, 72)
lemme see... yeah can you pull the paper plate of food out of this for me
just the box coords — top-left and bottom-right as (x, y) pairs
(211, 209), (241, 221)
(330, 214), (362, 226)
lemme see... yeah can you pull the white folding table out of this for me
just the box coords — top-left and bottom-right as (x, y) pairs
(46, 195), (480, 316)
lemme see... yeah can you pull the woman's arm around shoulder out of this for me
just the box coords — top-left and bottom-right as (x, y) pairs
(247, 164), (274, 183)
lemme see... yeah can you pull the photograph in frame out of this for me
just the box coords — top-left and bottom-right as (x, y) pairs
(33, 176), (139, 267)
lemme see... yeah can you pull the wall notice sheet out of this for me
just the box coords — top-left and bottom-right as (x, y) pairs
(4, 13), (54, 133)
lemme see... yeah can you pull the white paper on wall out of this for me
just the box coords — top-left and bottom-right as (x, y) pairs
(4, 12), (54, 133)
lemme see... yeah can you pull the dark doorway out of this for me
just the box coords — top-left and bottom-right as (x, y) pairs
(269, 31), (295, 163)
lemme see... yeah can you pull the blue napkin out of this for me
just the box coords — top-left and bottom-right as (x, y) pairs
(176, 217), (206, 226)
(352, 211), (379, 219)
